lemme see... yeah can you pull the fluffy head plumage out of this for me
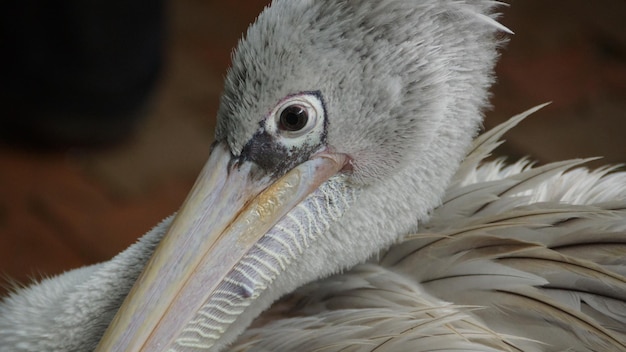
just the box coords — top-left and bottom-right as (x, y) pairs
(210, 2), (509, 349)
(217, 0), (506, 185)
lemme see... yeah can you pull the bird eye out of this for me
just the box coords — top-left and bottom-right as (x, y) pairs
(279, 105), (309, 132)
(273, 93), (323, 139)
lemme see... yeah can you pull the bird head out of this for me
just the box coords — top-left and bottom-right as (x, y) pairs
(96, 1), (507, 351)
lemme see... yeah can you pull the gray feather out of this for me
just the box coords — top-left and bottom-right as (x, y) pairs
(233, 113), (626, 351)
(1, 1), (624, 351)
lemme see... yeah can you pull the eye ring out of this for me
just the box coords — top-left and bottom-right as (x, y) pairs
(274, 95), (321, 137)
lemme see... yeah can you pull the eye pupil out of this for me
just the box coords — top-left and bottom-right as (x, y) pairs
(279, 105), (308, 132)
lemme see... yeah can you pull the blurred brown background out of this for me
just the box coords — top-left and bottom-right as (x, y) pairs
(1, 1), (625, 293)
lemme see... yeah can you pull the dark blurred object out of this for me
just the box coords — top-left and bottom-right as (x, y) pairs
(0, 0), (164, 148)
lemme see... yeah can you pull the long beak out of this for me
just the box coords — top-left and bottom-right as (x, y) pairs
(95, 143), (346, 351)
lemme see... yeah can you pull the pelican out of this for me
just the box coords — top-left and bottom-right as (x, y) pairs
(1, 1), (625, 351)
